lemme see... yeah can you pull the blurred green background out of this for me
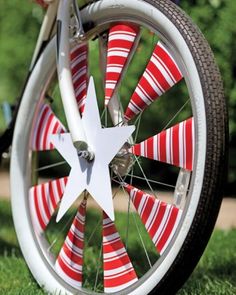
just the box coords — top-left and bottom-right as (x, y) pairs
(0, 0), (235, 193)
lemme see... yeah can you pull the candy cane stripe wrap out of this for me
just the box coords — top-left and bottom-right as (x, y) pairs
(31, 103), (66, 151)
(105, 24), (139, 106)
(70, 43), (88, 113)
(125, 184), (182, 254)
(55, 199), (87, 289)
(131, 117), (194, 171)
(124, 41), (182, 121)
(103, 213), (138, 293)
(29, 177), (68, 233)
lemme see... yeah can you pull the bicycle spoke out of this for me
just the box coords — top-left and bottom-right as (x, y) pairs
(125, 173), (176, 190)
(35, 160), (67, 172)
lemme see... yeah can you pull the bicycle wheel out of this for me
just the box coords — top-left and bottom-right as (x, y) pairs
(11, 0), (227, 294)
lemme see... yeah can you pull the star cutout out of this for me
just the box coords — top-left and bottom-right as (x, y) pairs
(51, 77), (135, 222)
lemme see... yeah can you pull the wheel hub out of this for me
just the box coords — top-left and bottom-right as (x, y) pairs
(111, 142), (134, 177)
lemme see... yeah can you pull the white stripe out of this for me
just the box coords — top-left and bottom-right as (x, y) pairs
(103, 232), (119, 243)
(166, 128), (171, 165)
(192, 118), (194, 167)
(66, 237), (83, 256)
(104, 247), (126, 259)
(109, 34), (135, 42)
(135, 86), (152, 106)
(145, 200), (159, 231)
(106, 66), (122, 73)
(183, 120), (186, 168)
(109, 30), (136, 37)
(129, 101), (141, 114)
(153, 135), (158, 160)
(104, 262), (133, 277)
(179, 122), (184, 168)
(103, 217), (111, 225)
(107, 50), (128, 58)
(140, 141), (145, 158)
(108, 47), (129, 53)
(105, 83), (116, 90)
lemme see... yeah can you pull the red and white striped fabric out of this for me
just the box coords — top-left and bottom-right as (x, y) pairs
(103, 213), (138, 293)
(131, 117), (194, 171)
(105, 24), (139, 106)
(70, 43), (88, 114)
(124, 41), (183, 121)
(29, 177), (68, 233)
(55, 199), (87, 289)
(125, 184), (182, 254)
(31, 103), (66, 151)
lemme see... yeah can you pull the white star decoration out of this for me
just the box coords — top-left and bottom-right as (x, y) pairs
(51, 77), (135, 222)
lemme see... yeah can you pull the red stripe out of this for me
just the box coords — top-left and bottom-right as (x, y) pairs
(57, 256), (82, 281)
(185, 118), (193, 170)
(148, 62), (170, 92)
(149, 203), (166, 240)
(41, 185), (51, 221)
(42, 113), (53, 150)
(33, 187), (46, 231)
(155, 45), (182, 81)
(63, 243), (83, 265)
(159, 130), (167, 163)
(35, 107), (48, 150)
(172, 123), (180, 167)
(49, 181), (57, 210)
(157, 207), (179, 252)
(105, 269), (137, 288)
(104, 254), (131, 270)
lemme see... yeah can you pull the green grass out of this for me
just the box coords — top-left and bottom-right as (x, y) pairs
(0, 199), (235, 295)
